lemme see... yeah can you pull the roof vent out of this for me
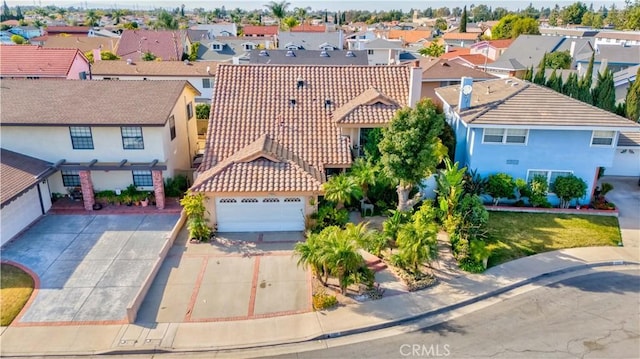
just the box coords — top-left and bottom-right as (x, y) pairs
(286, 50), (295, 57)
(346, 50), (355, 57)
(320, 50), (329, 57)
(324, 98), (331, 109)
(505, 79), (512, 84)
(126, 58), (133, 65)
(296, 76), (304, 89)
(289, 98), (297, 107)
(183, 59), (190, 65)
(511, 82), (519, 86)
(259, 50), (268, 56)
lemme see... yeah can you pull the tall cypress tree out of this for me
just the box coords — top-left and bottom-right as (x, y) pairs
(577, 52), (595, 103)
(625, 68), (640, 122)
(592, 69), (615, 112)
(460, 6), (467, 33)
(523, 65), (533, 82)
(546, 70), (563, 92)
(533, 53), (547, 85)
(563, 72), (579, 98)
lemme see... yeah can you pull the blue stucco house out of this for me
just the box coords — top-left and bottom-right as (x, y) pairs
(435, 77), (640, 206)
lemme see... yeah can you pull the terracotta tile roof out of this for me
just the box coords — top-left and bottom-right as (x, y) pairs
(192, 134), (324, 193)
(452, 54), (494, 66)
(0, 45), (86, 77)
(388, 29), (432, 43)
(116, 29), (184, 61)
(1, 148), (52, 208)
(618, 132), (640, 146)
(440, 47), (471, 59)
(45, 26), (91, 35)
(443, 32), (481, 40)
(436, 78), (640, 129)
(91, 60), (219, 76)
(290, 24), (326, 32)
(420, 57), (497, 80)
(485, 39), (514, 48)
(334, 87), (401, 125)
(0, 79), (199, 126)
(42, 36), (119, 53)
(197, 64), (411, 192)
(243, 25), (278, 36)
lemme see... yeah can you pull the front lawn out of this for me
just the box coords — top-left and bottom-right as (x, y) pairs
(0, 264), (34, 326)
(485, 212), (621, 267)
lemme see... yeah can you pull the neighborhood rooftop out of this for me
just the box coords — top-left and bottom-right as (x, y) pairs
(0, 148), (53, 208)
(0, 45), (85, 77)
(91, 60), (220, 76)
(0, 80), (199, 126)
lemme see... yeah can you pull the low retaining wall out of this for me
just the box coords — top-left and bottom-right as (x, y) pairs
(486, 205), (619, 217)
(126, 210), (187, 323)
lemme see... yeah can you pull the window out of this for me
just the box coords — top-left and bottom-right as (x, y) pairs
(591, 130), (615, 146)
(367, 49), (374, 55)
(202, 78), (212, 88)
(121, 126), (144, 149)
(69, 126), (94, 149)
(61, 170), (80, 187)
(169, 115), (176, 140)
(132, 170), (153, 186)
(186, 102), (193, 119)
(482, 128), (528, 144)
(243, 43), (256, 50)
(212, 43), (222, 51)
(527, 170), (573, 192)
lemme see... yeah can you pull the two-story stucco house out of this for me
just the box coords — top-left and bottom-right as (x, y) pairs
(0, 80), (201, 211)
(0, 45), (91, 80)
(436, 77), (640, 206)
(192, 63), (422, 232)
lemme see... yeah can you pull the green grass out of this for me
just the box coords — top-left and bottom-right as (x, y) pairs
(1, 264), (34, 326)
(485, 212), (621, 267)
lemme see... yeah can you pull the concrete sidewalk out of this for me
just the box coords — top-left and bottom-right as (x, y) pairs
(1, 245), (638, 357)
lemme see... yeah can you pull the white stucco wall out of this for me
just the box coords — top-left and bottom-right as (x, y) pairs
(91, 75), (213, 102)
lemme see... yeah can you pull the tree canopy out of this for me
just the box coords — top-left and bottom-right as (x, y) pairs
(626, 68), (640, 122)
(492, 14), (539, 39)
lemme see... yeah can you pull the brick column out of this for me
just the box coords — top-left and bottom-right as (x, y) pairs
(152, 170), (165, 209)
(79, 170), (95, 211)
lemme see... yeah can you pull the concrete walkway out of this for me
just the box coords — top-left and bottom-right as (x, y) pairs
(1, 245), (638, 356)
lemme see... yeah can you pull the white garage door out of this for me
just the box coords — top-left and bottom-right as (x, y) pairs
(215, 196), (305, 232)
(1, 187), (43, 246)
(606, 148), (640, 177)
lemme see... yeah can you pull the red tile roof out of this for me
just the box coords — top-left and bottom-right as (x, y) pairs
(116, 29), (184, 61)
(45, 26), (91, 35)
(0, 45), (87, 77)
(452, 54), (494, 66)
(243, 25), (279, 36)
(485, 39), (514, 48)
(443, 32), (481, 40)
(440, 47), (471, 59)
(290, 24), (326, 32)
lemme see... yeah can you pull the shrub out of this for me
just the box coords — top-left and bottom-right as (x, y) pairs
(458, 257), (486, 273)
(310, 204), (349, 232)
(485, 173), (515, 205)
(165, 175), (189, 197)
(196, 103), (210, 120)
(312, 291), (337, 310)
(529, 175), (551, 208)
(463, 168), (487, 196)
(553, 174), (587, 208)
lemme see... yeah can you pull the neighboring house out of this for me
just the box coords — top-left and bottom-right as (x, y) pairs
(442, 31), (480, 48)
(116, 29), (184, 61)
(606, 132), (640, 176)
(0, 80), (201, 211)
(449, 54), (494, 69)
(7, 26), (42, 40)
(540, 27), (600, 38)
(0, 45), (90, 80)
(44, 25), (93, 37)
(359, 38), (404, 66)
(345, 30), (376, 50)
(387, 29), (432, 46)
(613, 64), (638, 104)
(419, 57), (496, 103)
(249, 49), (368, 65)
(469, 39), (514, 61)
(191, 23), (238, 37)
(594, 31), (640, 46)
(186, 29), (212, 43)
(199, 37), (274, 63)
(277, 31), (344, 51)
(242, 25), (278, 37)
(191, 63), (422, 232)
(0, 149), (55, 246)
(38, 36), (119, 53)
(90, 60), (219, 104)
(576, 44), (640, 78)
(436, 77), (640, 206)
(290, 24), (326, 32)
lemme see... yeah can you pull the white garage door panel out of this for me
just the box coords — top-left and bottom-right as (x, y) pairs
(216, 197), (304, 232)
(1, 187), (42, 246)
(606, 149), (640, 177)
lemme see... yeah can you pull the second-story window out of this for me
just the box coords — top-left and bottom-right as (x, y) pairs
(483, 128), (528, 144)
(202, 78), (212, 88)
(591, 130), (615, 146)
(69, 126), (94, 149)
(186, 101), (193, 119)
(367, 49), (374, 55)
(121, 126), (144, 149)
(169, 115), (176, 140)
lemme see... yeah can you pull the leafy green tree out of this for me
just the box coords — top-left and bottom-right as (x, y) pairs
(188, 42), (200, 61)
(624, 2), (640, 30)
(553, 174), (587, 208)
(363, 127), (383, 161)
(323, 173), (362, 209)
(196, 103), (210, 120)
(418, 41), (445, 57)
(544, 50), (571, 69)
(142, 51), (157, 61)
(281, 16), (299, 29)
(626, 68), (640, 121)
(492, 14), (538, 39)
(510, 16), (540, 37)
(471, 4), (492, 22)
(460, 6), (467, 33)
(435, 158), (466, 230)
(123, 22), (138, 29)
(549, 5), (560, 26)
(349, 158), (377, 201)
(533, 68), (546, 86)
(434, 17), (448, 31)
(379, 99), (446, 211)
(10, 34), (25, 44)
(265, 1), (290, 29)
(561, 1), (588, 24)
(84, 50), (119, 63)
(1, 1), (10, 21)
(486, 173), (515, 205)
(592, 69), (616, 112)
(157, 10), (178, 29)
(382, 209), (411, 245)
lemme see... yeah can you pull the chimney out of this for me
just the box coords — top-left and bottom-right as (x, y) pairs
(569, 40), (576, 58)
(92, 48), (101, 61)
(408, 60), (422, 107)
(458, 77), (473, 110)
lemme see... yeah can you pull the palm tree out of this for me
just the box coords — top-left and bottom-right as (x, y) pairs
(294, 232), (328, 284)
(294, 6), (311, 24)
(264, 1), (290, 29)
(112, 9), (124, 25)
(349, 158), (377, 201)
(394, 204), (438, 274)
(323, 173), (362, 209)
(85, 9), (99, 27)
(321, 229), (364, 294)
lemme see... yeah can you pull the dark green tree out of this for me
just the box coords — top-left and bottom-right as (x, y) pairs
(544, 50), (572, 69)
(546, 70), (563, 92)
(533, 53), (547, 85)
(563, 72), (580, 98)
(523, 65), (533, 81)
(577, 52), (595, 103)
(157, 10), (178, 29)
(592, 69), (616, 112)
(1, 1), (11, 21)
(460, 6), (467, 33)
(15, 6), (22, 20)
(561, 1), (588, 24)
(626, 68), (640, 121)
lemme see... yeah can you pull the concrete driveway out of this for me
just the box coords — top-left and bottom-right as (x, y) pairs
(136, 231), (311, 323)
(0, 214), (179, 324)
(602, 176), (640, 247)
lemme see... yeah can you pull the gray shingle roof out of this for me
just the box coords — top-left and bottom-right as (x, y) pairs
(577, 44), (640, 65)
(618, 132), (640, 146)
(491, 35), (566, 69)
(198, 37), (272, 62)
(277, 32), (343, 50)
(249, 49), (368, 65)
(436, 78), (640, 129)
(0, 80), (198, 126)
(1, 148), (52, 207)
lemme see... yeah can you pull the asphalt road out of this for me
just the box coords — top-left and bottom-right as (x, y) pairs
(266, 269), (640, 359)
